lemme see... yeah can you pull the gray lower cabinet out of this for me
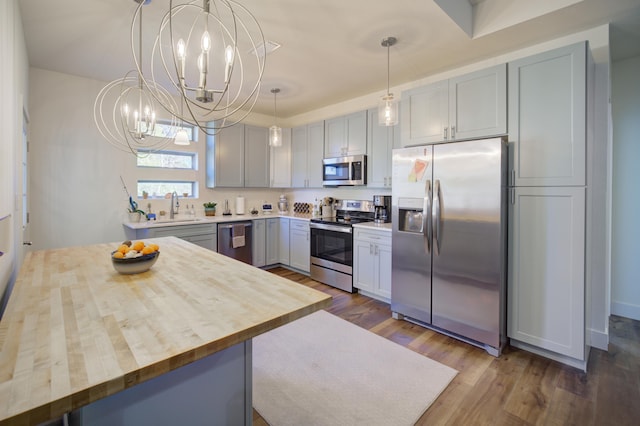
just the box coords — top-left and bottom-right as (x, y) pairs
(289, 219), (309, 273)
(508, 186), (586, 363)
(265, 218), (280, 265)
(124, 223), (217, 252)
(279, 218), (290, 265)
(353, 228), (392, 302)
(252, 218), (266, 267)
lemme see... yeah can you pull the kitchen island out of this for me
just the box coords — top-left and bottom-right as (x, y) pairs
(0, 236), (331, 425)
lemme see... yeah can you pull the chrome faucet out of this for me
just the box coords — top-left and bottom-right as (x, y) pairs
(170, 191), (179, 219)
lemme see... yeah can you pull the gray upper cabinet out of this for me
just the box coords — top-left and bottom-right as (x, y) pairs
(206, 124), (270, 188)
(244, 125), (270, 188)
(292, 121), (324, 188)
(401, 80), (448, 146)
(367, 108), (400, 188)
(324, 110), (367, 157)
(270, 128), (292, 188)
(508, 42), (587, 187)
(212, 124), (245, 187)
(400, 64), (507, 147)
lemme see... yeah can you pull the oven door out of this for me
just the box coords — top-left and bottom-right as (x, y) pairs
(310, 223), (354, 292)
(310, 224), (353, 267)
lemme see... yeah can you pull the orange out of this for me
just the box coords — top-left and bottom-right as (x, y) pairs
(117, 244), (130, 254)
(112, 251), (124, 259)
(132, 241), (145, 252)
(148, 243), (159, 252)
(141, 246), (155, 255)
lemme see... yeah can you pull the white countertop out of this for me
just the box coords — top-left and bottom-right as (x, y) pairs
(352, 222), (392, 232)
(123, 213), (312, 230)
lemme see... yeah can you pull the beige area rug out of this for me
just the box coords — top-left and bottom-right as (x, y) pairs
(253, 310), (458, 426)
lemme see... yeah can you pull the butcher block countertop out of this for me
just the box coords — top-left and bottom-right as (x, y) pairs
(0, 237), (331, 425)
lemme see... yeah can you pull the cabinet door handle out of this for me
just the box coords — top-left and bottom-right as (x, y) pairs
(443, 127), (448, 140)
(451, 126), (455, 139)
(388, 176), (391, 187)
(374, 245), (379, 256)
(511, 170), (515, 186)
(369, 243), (373, 255)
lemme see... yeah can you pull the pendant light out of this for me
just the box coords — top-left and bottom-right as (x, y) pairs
(269, 88), (282, 147)
(379, 36), (398, 127)
(174, 98), (190, 145)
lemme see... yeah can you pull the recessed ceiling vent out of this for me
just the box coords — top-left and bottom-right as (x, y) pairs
(250, 40), (281, 58)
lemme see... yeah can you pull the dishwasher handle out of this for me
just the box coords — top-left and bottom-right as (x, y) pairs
(218, 222), (253, 230)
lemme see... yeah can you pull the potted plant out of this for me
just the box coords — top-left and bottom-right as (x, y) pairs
(127, 206), (146, 222)
(203, 202), (217, 216)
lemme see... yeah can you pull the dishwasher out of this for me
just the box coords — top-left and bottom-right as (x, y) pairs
(217, 221), (253, 265)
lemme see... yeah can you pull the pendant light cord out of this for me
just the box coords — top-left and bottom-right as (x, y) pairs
(386, 43), (390, 96)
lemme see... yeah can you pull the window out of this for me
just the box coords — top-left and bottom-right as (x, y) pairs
(137, 150), (196, 170)
(137, 180), (196, 198)
(135, 121), (199, 199)
(154, 121), (197, 142)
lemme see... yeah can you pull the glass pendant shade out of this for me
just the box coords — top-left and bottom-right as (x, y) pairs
(379, 93), (399, 126)
(174, 128), (190, 145)
(269, 125), (282, 147)
(379, 36), (398, 127)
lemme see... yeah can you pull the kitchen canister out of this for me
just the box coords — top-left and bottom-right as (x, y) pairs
(235, 196), (245, 215)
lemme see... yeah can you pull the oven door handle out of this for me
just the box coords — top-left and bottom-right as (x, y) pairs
(309, 223), (353, 234)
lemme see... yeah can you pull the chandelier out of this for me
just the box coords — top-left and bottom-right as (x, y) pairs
(135, 0), (266, 135)
(379, 36), (398, 127)
(94, 1), (180, 156)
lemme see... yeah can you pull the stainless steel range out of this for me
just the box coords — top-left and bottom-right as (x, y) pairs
(309, 199), (375, 293)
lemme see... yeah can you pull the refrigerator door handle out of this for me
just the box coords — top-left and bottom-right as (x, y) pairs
(433, 179), (442, 255)
(423, 179), (432, 254)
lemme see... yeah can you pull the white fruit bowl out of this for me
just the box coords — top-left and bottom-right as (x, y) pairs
(111, 251), (160, 275)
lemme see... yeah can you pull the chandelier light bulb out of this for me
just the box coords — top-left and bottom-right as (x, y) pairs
(177, 39), (186, 59)
(201, 31), (211, 52)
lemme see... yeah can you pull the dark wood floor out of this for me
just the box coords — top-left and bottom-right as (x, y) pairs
(254, 267), (640, 426)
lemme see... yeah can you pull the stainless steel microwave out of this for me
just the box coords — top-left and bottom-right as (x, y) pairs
(322, 154), (367, 186)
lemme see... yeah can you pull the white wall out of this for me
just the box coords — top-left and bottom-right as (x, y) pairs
(611, 55), (640, 321)
(0, 0), (29, 316)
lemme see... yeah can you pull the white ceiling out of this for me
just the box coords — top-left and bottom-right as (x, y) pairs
(18, 0), (640, 118)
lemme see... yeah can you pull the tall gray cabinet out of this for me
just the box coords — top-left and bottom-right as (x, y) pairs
(206, 124), (270, 188)
(291, 121), (324, 188)
(507, 41), (594, 369)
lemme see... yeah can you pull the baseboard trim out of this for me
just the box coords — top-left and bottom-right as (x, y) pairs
(510, 339), (588, 371)
(611, 301), (640, 321)
(589, 327), (609, 351)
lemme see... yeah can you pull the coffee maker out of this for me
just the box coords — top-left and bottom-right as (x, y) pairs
(373, 195), (391, 223)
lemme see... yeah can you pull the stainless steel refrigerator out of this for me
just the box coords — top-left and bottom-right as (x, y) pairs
(391, 137), (507, 356)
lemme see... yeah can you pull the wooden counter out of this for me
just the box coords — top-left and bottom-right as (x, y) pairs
(0, 237), (331, 425)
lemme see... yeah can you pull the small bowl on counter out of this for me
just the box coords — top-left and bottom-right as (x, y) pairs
(111, 251), (160, 275)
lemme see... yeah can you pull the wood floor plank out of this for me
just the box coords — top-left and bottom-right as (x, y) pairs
(258, 268), (640, 425)
(503, 356), (561, 425)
